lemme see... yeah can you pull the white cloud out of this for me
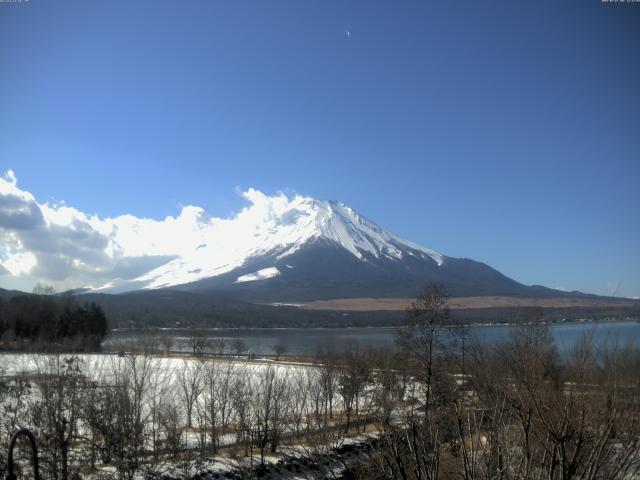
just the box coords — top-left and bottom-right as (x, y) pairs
(4, 170), (16, 185)
(3, 250), (37, 276)
(0, 170), (300, 292)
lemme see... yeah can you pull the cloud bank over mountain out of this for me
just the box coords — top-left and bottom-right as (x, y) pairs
(3, 170), (635, 300)
(0, 170), (302, 292)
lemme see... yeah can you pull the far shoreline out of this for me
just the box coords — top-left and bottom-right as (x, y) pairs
(109, 316), (640, 334)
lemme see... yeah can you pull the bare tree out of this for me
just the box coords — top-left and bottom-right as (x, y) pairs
(230, 368), (253, 456)
(372, 347), (404, 426)
(232, 338), (249, 357)
(0, 360), (32, 479)
(218, 361), (235, 431)
(32, 283), (56, 296)
(107, 353), (153, 480)
(210, 337), (226, 357)
(157, 397), (182, 459)
(161, 335), (173, 355)
(305, 365), (333, 436)
(273, 343), (287, 360)
(396, 283), (452, 411)
(289, 370), (309, 437)
(201, 359), (231, 453)
(459, 325), (640, 480)
(252, 366), (290, 463)
(318, 344), (339, 419)
(144, 357), (176, 477)
(338, 349), (371, 433)
(177, 359), (203, 429)
(30, 355), (86, 480)
(187, 329), (208, 356)
(366, 283), (455, 480)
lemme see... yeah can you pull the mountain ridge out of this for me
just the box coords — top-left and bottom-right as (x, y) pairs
(112, 197), (446, 293)
(84, 195), (624, 302)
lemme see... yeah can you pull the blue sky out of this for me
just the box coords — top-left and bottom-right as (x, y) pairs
(1, 0), (639, 297)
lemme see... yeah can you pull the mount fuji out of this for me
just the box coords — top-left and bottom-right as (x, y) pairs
(104, 196), (572, 302)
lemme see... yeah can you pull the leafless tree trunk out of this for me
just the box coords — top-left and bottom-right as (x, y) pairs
(461, 325), (640, 480)
(338, 349), (371, 433)
(177, 359), (203, 429)
(252, 365), (289, 462)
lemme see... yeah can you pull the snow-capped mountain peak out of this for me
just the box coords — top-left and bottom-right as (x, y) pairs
(307, 199), (443, 265)
(126, 194), (444, 291)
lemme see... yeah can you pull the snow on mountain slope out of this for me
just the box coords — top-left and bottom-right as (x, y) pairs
(130, 194), (444, 291)
(236, 267), (281, 283)
(0, 174), (600, 301)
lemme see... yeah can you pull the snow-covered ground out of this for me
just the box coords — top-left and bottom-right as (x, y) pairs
(0, 353), (391, 480)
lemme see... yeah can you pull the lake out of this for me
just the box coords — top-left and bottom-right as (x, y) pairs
(107, 319), (640, 356)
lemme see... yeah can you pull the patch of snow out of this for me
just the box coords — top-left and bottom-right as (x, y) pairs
(236, 267), (281, 283)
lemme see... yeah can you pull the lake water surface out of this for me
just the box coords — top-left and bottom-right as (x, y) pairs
(108, 320), (640, 356)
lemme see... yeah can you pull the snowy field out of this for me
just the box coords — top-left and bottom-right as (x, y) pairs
(0, 352), (394, 480)
(1, 352), (307, 380)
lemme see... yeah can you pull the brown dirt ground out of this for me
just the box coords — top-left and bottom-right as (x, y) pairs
(297, 296), (639, 311)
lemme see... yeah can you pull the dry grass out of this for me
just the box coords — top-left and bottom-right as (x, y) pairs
(297, 296), (639, 311)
